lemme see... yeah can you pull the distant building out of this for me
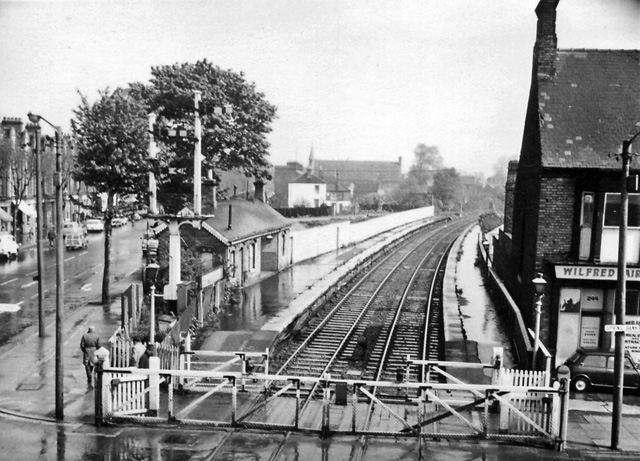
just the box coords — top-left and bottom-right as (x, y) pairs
(311, 155), (402, 202)
(287, 170), (326, 208)
(0, 116), (90, 242)
(325, 176), (353, 214)
(493, 0), (640, 366)
(271, 161), (305, 208)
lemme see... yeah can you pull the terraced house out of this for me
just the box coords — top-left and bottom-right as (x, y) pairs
(494, 0), (640, 366)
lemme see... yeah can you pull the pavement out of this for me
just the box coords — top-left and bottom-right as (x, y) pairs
(2, 217), (640, 458)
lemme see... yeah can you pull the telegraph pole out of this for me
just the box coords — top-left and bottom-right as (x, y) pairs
(611, 132), (640, 450)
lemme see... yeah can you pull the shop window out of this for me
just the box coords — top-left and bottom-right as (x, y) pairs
(626, 290), (640, 317)
(581, 288), (604, 311)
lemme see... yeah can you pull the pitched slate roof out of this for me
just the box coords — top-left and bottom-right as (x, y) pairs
(291, 173), (325, 184)
(203, 199), (290, 245)
(539, 49), (640, 170)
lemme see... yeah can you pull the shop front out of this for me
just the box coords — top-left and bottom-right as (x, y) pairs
(553, 264), (640, 365)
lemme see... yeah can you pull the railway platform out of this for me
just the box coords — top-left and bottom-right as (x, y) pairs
(2, 216), (640, 458)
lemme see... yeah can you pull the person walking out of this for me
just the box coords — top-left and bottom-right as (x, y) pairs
(80, 326), (101, 385)
(138, 343), (153, 369)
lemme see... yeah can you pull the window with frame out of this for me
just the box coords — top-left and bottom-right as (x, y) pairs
(604, 193), (640, 228)
(626, 290), (640, 316)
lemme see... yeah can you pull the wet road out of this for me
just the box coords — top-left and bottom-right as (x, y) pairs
(0, 221), (147, 347)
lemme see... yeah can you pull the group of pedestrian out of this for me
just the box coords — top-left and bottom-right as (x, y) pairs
(80, 326), (154, 386)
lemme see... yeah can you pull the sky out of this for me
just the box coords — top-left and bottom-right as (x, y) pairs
(0, 0), (639, 177)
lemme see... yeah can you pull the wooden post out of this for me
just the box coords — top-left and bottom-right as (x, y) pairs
(148, 356), (160, 416)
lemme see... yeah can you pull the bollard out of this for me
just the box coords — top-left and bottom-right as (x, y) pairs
(94, 357), (104, 427)
(556, 365), (571, 451)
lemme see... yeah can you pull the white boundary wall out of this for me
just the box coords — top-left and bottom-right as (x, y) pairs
(290, 206), (434, 265)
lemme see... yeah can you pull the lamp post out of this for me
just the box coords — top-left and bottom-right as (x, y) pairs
(145, 262), (159, 355)
(531, 273), (546, 370)
(30, 122), (45, 338)
(27, 112), (64, 420)
(610, 130), (640, 450)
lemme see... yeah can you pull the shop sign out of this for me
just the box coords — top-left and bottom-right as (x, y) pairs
(555, 265), (640, 281)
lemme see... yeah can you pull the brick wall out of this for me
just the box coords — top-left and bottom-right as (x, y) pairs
(503, 160), (518, 234)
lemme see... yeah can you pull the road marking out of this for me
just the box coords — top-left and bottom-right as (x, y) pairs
(64, 256), (75, 262)
(17, 301), (24, 306)
(81, 284), (92, 292)
(26, 270), (37, 276)
(21, 281), (36, 289)
(30, 293), (37, 299)
(0, 278), (18, 286)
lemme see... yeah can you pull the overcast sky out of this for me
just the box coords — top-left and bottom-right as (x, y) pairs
(1, 0), (638, 177)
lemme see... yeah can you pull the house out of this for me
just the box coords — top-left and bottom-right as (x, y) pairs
(493, 0), (640, 366)
(271, 161), (305, 208)
(175, 180), (292, 289)
(324, 176), (353, 214)
(287, 171), (327, 208)
(311, 157), (402, 202)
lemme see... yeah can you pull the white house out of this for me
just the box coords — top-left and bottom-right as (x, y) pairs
(287, 171), (326, 208)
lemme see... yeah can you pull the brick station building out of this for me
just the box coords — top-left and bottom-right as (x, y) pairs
(494, 0), (640, 366)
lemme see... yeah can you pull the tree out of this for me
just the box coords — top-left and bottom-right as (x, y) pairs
(408, 144), (442, 182)
(432, 168), (461, 211)
(134, 60), (278, 213)
(71, 87), (152, 304)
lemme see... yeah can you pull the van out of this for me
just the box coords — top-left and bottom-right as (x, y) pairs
(63, 221), (87, 239)
(65, 230), (88, 250)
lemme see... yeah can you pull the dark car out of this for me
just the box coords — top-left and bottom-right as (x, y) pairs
(564, 348), (640, 392)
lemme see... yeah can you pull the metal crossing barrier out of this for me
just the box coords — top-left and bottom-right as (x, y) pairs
(95, 355), (570, 450)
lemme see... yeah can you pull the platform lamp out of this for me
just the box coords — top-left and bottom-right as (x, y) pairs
(28, 112), (64, 420)
(531, 272), (546, 370)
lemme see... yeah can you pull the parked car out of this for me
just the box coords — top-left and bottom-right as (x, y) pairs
(141, 230), (159, 254)
(86, 219), (104, 233)
(0, 233), (20, 259)
(112, 216), (128, 227)
(564, 348), (640, 392)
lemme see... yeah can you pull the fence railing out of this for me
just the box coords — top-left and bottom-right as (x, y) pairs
(95, 356), (570, 450)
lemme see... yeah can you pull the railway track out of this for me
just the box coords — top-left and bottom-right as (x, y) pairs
(268, 217), (473, 413)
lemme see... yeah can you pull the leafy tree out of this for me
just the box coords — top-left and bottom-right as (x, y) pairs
(432, 168), (461, 211)
(134, 60), (278, 213)
(390, 176), (431, 210)
(71, 87), (152, 304)
(408, 144), (442, 182)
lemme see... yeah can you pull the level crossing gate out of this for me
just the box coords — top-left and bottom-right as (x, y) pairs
(95, 348), (570, 450)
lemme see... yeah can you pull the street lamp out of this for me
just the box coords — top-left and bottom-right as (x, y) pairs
(28, 119), (45, 338)
(27, 112), (64, 420)
(144, 261), (160, 355)
(610, 129), (640, 450)
(531, 272), (546, 370)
